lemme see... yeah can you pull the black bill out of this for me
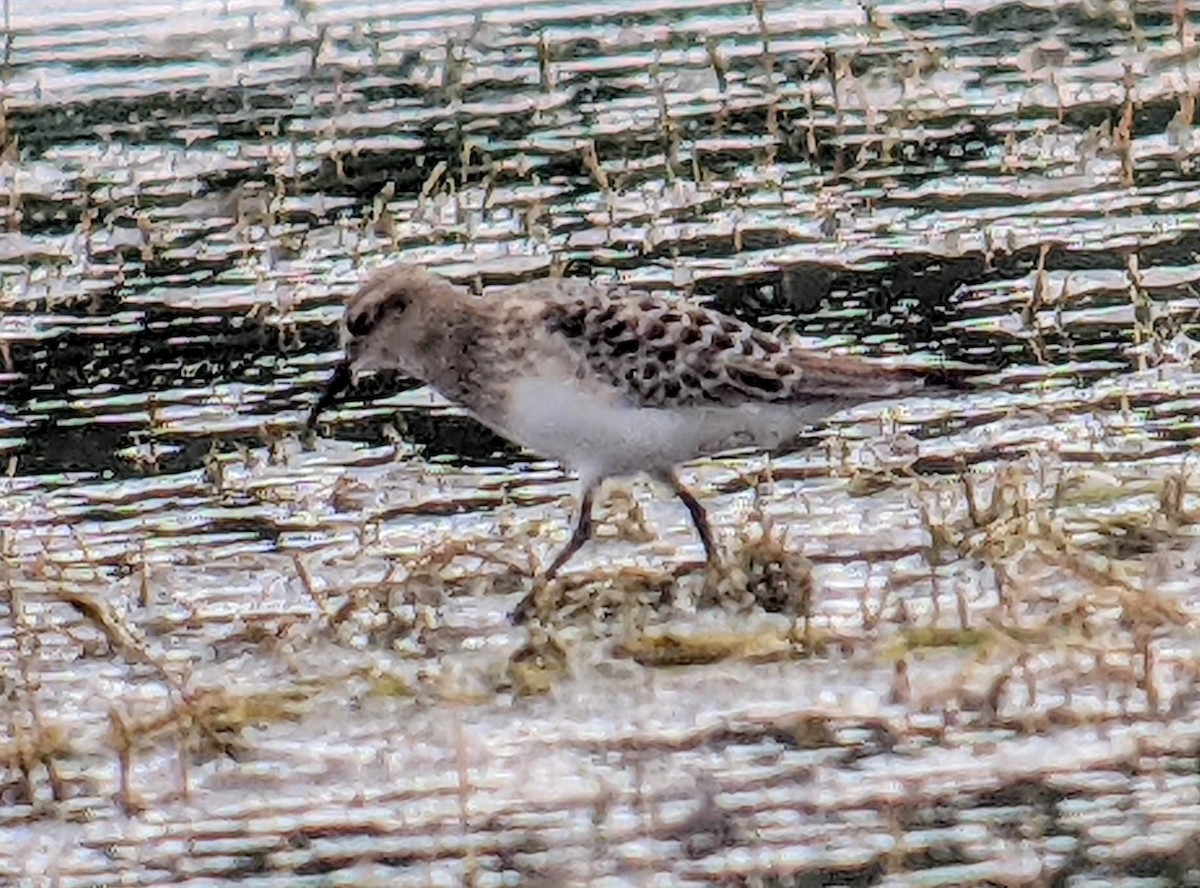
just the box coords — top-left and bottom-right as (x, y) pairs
(306, 362), (353, 430)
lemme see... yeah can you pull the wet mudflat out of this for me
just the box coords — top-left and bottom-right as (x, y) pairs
(3, 0), (1200, 884)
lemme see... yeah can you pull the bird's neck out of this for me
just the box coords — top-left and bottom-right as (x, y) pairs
(416, 299), (508, 417)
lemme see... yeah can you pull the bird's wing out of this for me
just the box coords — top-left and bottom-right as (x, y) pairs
(536, 288), (943, 408)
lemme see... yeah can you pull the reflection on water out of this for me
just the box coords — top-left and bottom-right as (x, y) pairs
(3, 0), (1200, 884)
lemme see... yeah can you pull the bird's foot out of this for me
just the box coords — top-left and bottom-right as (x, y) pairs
(509, 573), (556, 626)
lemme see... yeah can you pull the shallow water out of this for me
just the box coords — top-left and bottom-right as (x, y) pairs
(4, 0), (1200, 884)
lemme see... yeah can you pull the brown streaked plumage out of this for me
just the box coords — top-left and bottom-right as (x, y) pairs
(537, 291), (946, 408)
(308, 263), (972, 606)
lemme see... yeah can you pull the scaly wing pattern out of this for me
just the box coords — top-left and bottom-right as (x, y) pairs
(535, 285), (942, 408)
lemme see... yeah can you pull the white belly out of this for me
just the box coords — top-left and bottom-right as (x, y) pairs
(503, 376), (838, 480)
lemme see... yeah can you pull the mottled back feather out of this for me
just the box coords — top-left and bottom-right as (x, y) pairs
(537, 288), (943, 408)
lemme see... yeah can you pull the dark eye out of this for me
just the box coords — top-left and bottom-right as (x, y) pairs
(346, 310), (376, 337)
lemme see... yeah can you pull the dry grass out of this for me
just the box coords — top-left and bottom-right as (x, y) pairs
(6, 2), (1200, 882)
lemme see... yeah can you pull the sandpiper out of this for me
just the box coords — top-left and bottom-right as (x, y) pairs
(308, 264), (968, 583)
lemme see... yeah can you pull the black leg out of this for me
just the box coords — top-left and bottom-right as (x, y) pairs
(667, 472), (719, 565)
(543, 482), (598, 580)
(511, 482), (600, 625)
